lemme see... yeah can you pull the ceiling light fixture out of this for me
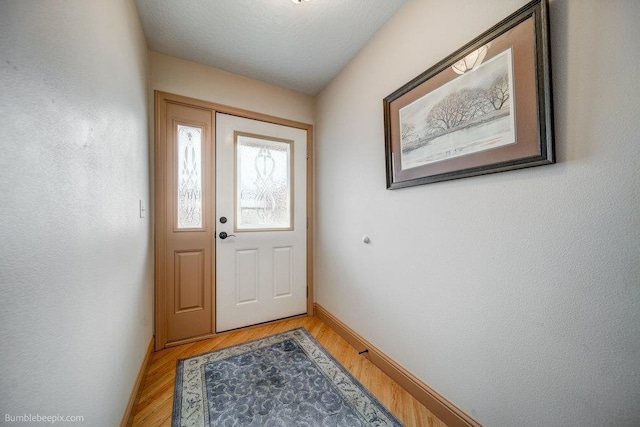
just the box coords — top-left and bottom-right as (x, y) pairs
(291, 0), (310, 3)
(451, 43), (491, 75)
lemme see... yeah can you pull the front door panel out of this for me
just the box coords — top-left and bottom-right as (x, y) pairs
(215, 113), (307, 332)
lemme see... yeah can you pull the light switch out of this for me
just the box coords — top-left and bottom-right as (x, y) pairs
(139, 199), (146, 218)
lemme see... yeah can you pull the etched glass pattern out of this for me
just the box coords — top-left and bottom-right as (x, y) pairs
(177, 125), (203, 229)
(236, 135), (291, 230)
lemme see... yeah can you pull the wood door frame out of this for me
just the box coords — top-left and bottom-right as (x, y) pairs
(154, 91), (315, 351)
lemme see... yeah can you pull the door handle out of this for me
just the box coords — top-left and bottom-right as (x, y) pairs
(218, 231), (236, 240)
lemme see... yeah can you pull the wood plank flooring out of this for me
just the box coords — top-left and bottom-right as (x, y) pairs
(131, 316), (447, 427)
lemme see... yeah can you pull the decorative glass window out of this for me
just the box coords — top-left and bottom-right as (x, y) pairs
(177, 124), (203, 229)
(236, 133), (292, 231)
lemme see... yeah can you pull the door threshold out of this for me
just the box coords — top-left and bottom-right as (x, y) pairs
(215, 312), (309, 335)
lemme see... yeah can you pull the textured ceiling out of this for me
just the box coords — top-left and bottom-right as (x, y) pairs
(134, 0), (407, 95)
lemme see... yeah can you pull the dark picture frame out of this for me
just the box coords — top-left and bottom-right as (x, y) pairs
(383, 0), (553, 189)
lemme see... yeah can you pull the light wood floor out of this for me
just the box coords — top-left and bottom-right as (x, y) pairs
(131, 315), (447, 427)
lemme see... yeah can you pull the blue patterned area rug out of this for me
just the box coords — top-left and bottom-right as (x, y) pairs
(172, 327), (403, 426)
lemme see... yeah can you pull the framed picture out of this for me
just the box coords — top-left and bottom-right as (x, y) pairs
(383, 0), (553, 189)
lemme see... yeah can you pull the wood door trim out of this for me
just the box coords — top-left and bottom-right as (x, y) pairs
(154, 91), (315, 350)
(155, 91), (311, 131)
(154, 92), (168, 350)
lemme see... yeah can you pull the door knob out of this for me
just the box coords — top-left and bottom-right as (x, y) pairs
(219, 231), (236, 240)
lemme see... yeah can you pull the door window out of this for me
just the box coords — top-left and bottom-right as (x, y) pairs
(177, 124), (203, 229)
(235, 132), (293, 231)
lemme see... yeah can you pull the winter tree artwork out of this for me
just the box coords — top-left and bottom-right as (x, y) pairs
(399, 49), (515, 169)
(383, 0), (554, 189)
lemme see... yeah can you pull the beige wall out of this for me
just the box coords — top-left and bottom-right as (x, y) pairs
(315, 0), (640, 425)
(0, 0), (152, 424)
(149, 51), (315, 124)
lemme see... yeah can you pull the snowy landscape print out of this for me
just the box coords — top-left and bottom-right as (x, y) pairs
(399, 48), (515, 170)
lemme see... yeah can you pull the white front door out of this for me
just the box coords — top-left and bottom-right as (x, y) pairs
(215, 113), (307, 332)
